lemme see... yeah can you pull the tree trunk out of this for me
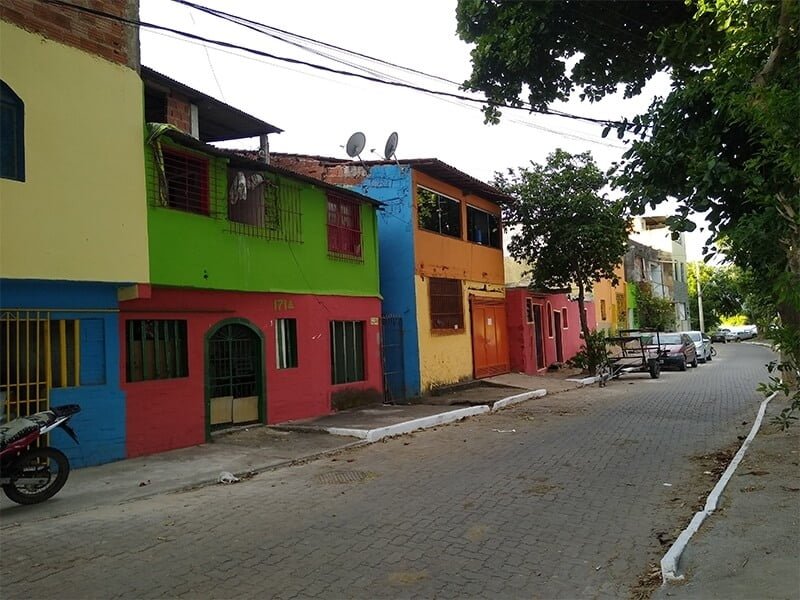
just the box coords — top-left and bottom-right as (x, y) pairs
(577, 281), (597, 374)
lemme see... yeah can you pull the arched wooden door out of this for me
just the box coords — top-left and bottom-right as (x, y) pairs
(206, 320), (264, 431)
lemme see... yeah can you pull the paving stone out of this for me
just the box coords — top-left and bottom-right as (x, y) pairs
(0, 344), (773, 599)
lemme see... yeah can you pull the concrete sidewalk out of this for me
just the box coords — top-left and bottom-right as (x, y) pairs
(653, 396), (800, 599)
(0, 376), (556, 522)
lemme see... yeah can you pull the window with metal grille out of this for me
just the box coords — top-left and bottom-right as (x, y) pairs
(525, 298), (534, 323)
(600, 299), (607, 321)
(467, 205), (501, 248)
(561, 308), (568, 329)
(126, 320), (188, 382)
(417, 186), (461, 238)
(330, 320), (365, 384)
(276, 318), (298, 369)
(0, 80), (24, 182)
(429, 278), (464, 331)
(227, 171), (304, 242)
(327, 193), (362, 259)
(162, 148), (209, 215)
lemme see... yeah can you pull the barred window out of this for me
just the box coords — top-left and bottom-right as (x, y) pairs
(330, 321), (365, 384)
(227, 172), (304, 242)
(327, 193), (362, 259)
(276, 318), (298, 369)
(429, 278), (463, 331)
(162, 148), (209, 215)
(126, 320), (188, 382)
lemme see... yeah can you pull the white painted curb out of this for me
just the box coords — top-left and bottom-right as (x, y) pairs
(491, 389), (547, 411)
(743, 341), (774, 349)
(660, 391), (778, 584)
(326, 405), (491, 443)
(565, 376), (601, 386)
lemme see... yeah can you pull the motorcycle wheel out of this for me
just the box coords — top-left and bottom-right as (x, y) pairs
(2, 447), (70, 505)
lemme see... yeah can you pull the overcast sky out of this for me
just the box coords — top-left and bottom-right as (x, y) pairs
(139, 0), (712, 260)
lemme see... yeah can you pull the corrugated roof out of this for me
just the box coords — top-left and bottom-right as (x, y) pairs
(142, 66), (283, 142)
(272, 153), (514, 205)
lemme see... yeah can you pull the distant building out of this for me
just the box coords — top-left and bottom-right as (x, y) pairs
(628, 216), (691, 331)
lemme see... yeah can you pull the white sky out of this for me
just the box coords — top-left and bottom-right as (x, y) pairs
(139, 0), (713, 261)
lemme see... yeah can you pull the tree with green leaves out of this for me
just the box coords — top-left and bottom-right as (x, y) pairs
(687, 262), (746, 331)
(635, 282), (677, 332)
(494, 149), (629, 372)
(457, 0), (799, 413)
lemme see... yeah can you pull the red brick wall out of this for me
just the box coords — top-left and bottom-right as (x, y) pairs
(271, 156), (368, 186)
(0, 0), (139, 68)
(166, 93), (191, 134)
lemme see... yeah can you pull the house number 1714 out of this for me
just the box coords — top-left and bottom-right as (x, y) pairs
(273, 299), (295, 311)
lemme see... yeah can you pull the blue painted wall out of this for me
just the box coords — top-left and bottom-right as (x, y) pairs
(348, 166), (421, 398)
(0, 279), (125, 466)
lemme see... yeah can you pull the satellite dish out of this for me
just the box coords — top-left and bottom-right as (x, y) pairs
(384, 132), (398, 160)
(345, 132), (366, 158)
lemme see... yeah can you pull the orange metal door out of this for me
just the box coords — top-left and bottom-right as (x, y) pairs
(471, 299), (510, 379)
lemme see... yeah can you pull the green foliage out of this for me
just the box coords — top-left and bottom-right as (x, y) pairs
(493, 150), (630, 342)
(687, 262), (746, 330)
(635, 283), (676, 331)
(567, 329), (609, 375)
(457, 0), (799, 419)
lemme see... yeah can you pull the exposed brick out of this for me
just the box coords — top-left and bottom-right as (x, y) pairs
(1, 0), (139, 69)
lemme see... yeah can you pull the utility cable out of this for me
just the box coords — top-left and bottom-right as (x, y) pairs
(42, 0), (632, 128)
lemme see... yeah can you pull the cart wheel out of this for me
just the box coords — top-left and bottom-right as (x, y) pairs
(649, 360), (661, 379)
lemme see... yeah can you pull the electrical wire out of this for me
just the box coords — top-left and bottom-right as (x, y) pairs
(164, 0), (626, 148)
(42, 0), (632, 129)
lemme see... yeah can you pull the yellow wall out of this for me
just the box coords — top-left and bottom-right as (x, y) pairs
(593, 265), (627, 332)
(409, 170), (508, 390)
(0, 22), (149, 283)
(415, 275), (505, 391)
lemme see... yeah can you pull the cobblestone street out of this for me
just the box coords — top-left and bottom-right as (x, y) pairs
(0, 344), (775, 599)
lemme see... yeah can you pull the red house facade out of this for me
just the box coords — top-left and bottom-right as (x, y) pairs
(505, 287), (597, 374)
(121, 288), (382, 458)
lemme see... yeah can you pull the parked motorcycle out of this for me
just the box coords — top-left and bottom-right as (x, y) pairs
(0, 405), (80, 505)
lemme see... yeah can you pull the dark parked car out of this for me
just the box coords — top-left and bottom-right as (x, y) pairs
(654, 332), (699, 371)
(710, 328), (737, 343)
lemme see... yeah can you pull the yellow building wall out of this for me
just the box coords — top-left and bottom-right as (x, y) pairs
(0, 22), (149, 283)
(593, 265), (627, 332)
(410, 170), (508, 391)
(415, 275), (505, 391)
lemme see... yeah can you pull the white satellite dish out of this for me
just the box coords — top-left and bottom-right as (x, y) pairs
(384, 132), (398, 160)
(345, 132), (366, 158)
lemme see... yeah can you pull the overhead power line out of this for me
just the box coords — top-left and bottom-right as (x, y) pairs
(42, 0), (632, 129)
(167, 0), (626, 148)
(170, 0), (460, 88)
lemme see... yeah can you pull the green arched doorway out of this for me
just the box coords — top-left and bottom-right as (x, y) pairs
(205, 319), (264, 434)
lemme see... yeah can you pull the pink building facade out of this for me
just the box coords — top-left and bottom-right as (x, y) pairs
(506, 287), (597, 374)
